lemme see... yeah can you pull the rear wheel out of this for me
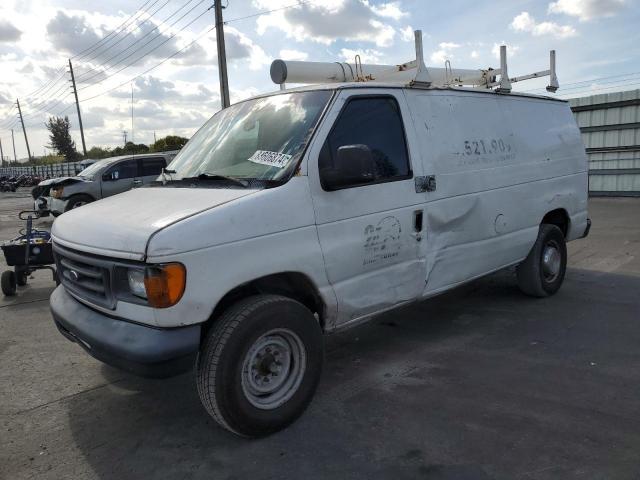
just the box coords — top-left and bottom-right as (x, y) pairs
(1, 271), (17, 296)
(196, 295), (324, 437)
(64, 194), (93, 212)
(517, 224), (567, 297)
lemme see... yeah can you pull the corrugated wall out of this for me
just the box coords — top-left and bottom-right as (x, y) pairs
(570, 89), (640, 196)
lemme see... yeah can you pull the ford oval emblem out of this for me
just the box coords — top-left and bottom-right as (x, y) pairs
(69, 270), (80, 282)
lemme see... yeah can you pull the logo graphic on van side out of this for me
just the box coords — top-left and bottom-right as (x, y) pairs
(363, 216), (402, 266)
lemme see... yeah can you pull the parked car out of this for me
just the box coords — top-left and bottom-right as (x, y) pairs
(50, 83), (589, 437)
(33, 153), (176, 216)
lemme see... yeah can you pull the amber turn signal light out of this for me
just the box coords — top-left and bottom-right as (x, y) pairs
(143, 263), (186, 308)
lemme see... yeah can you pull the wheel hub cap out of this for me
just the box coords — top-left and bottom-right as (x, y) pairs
(542, 243), (561, 281)
(241, 328), (306, 410)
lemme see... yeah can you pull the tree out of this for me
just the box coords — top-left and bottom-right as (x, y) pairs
(85, 146), (113, 159)
(150, 135), (188, 152)
(45, 116), (79, 161)
(112, 142), (150, 156)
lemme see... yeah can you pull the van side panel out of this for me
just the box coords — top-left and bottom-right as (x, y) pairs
(405, 90), (588, 294)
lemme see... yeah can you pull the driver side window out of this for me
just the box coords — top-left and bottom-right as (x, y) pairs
(319, 96), (411, 191)
(104, 159), (137, 181)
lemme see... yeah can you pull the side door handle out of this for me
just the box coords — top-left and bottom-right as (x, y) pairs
(412, 209), (423, 241)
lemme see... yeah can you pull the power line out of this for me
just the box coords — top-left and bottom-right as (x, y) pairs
(78, 4), (212, 92)
(22, 83), (72, 116)
(557, 82), (640, 98)
(225, 0), (316, 23)
(73, 0), (160, 62)
(78, 0), (318, 103)
(76, 0), (171, 70)
(524, 71), (640, 93)
(80, 24), (218, 103)
(77, 0), (203, 83)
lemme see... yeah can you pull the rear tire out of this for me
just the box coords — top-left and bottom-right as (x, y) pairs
(1, 271), (17, 296)
(517, 224), (567, 297)
(196, 295), (324, 437)
(64, 194), (93, 212)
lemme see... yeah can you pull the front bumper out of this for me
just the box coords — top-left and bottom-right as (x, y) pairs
(49, 197), (67, 215)
(50, 286), (201, 378)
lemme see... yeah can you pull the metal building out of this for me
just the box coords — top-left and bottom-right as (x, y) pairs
(570, 89), (640, 196)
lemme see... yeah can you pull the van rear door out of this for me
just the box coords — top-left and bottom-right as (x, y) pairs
(308, 89), (426, 325)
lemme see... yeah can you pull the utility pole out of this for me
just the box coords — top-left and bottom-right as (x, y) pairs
(0, 137), (4, 167)
(11, 129), (17, 163)
(214, 0), (230, 109)
(153, 131), (157, 143)
(68, 59), (87, 156)
(16, 99), (32, 160)
(123, 130), (128, 145)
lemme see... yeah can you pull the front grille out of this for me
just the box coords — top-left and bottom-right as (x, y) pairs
(54, 245), (115, 309)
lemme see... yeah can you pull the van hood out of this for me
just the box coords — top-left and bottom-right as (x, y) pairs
(51, 186), (258, 260)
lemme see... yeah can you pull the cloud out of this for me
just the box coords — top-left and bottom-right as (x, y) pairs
(339, 48), (383, 64)
(491, 42), (521, 60)
(548, 0), (627, 21)
(510, 11), (576, 38)
(430, 42), (461, 65)
(279, 49), (308, 61)
(370, 2), (408, 20)
(254, 0), (398, 47)
(399, 26), (414, 42)
(0, 19), (22, 43)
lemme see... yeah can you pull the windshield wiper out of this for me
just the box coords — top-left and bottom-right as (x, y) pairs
(183, 172), (249, 188)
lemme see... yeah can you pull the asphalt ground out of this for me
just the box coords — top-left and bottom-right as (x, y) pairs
(1, 189), (639, 480)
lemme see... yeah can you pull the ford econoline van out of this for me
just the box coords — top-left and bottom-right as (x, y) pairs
(49, 45), (589, 437)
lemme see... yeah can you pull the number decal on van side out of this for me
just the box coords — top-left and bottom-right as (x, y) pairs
(463, 138), (512, 156)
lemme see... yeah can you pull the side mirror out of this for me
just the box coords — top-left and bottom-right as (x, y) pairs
(322, 144), (376, 190)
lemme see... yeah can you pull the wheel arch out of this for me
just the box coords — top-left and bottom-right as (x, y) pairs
(203, 271), (327, 338)
(541, 208), (570, 238)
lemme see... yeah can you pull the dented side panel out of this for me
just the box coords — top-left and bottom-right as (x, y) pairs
(404, 90), (588, 294)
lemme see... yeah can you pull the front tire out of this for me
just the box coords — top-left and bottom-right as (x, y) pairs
(64, 194), (93, 212)
(1, 271), (17, 296)
(517, 224), (567, 297)
(196, 295), (324, 437)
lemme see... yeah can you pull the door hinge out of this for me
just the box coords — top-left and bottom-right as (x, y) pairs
(415, 175), (436, 193)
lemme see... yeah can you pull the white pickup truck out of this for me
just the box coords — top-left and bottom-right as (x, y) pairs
(50, 47), (589, 437)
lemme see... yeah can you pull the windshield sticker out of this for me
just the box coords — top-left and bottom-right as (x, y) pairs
(247, 150), (292, 169)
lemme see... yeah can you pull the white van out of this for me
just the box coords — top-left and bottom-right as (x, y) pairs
(50, 40), (589, 437)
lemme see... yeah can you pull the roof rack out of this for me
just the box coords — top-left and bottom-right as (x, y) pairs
(270, 30), (559, 94)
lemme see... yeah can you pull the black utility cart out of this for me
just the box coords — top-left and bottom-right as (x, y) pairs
(1, 210), (56, 296)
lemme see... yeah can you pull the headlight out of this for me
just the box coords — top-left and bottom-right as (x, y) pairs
(51, 186), (63, 199)
(127, 268), (147, 298)
(126, 263), (186, 308)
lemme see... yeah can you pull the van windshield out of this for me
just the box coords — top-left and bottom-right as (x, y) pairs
(167, 90), (332, 183)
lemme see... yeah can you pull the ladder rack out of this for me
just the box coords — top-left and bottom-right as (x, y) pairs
(270, 30), (559, 94)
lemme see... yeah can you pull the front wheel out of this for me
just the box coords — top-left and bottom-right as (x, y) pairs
(196, 295), (324, 437)
(64, 194), (93, 212)
(517, 224), (567, 297)
(1, 271), (17, 296)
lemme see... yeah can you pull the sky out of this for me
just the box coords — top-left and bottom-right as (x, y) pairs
(0, 0), (638, 161)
